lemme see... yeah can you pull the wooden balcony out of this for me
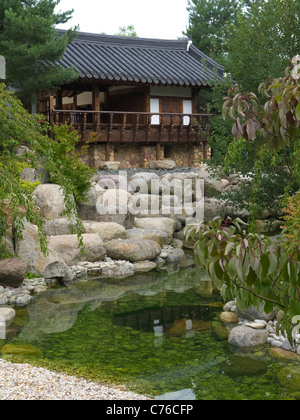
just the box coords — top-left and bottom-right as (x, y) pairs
(51, 109), (211, 146)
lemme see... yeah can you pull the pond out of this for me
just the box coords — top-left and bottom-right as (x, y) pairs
(0, 263), (298, 400)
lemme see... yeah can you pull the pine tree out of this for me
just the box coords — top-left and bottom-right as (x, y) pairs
(0, 0), (78, 100)
(226, 0), (300, 93)
(184, 0), (240, 62)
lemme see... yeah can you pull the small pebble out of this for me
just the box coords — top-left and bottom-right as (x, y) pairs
(0, 359), (150, 400)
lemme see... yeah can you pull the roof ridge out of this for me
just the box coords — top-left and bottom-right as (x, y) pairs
(56, 29), (190, 50)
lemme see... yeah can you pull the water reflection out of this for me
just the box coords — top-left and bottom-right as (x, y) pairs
(18, 265), (217, 343)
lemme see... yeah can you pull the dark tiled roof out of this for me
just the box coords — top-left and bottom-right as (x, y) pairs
(55, 30), (224, 87)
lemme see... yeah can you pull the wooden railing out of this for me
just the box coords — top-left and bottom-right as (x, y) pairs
(51, 109), (211, 145)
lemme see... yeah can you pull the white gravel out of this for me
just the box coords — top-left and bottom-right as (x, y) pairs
(0, 359), (150, 400)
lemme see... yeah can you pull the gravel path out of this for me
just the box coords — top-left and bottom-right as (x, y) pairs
(0, 359), (150, 400)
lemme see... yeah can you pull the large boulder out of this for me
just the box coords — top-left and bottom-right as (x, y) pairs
(33, 184), (71, 220)
(126, 228), (168, 246)
(44, 218), (77, 236)
(204, 198), (226, 222)
(0, 258), (27, 288)
(44, 261), (69, 280)
(105, 239), (161, 262)
(96, 173), (134, 193)
(2, 199), (27, 229)
(77, 185), (134, 229)
(82, 221), (127, 242)
(20, 167), (49, 184)
(229, 325), (269, 347)
(134, 217), (176, 244)
(98, 189), (133, 207)
(15, 221), (64, 276)
(130, 172), (160, 194)
(129, 193), (161, 216)
(0, 230), (14, 255)
(48, 234), (106, 267)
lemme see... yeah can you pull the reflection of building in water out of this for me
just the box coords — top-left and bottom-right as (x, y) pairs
(113, 304), (215, 345)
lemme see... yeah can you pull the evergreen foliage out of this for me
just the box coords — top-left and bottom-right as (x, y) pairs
(184, 0), (240, 62)
(0, 0), (78, 100)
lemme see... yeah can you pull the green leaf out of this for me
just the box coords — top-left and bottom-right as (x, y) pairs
(225, 242), (236, 256)
(268, 252), (278, 275)
(260, 253), (270, 279)
(264, 300), (275, 315)
(295, 102), (300, 121)
(247, 266), (257, 286)
(289, 301), (300, 319)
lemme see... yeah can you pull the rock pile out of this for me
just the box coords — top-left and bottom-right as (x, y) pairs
(219, 299), (300, 356)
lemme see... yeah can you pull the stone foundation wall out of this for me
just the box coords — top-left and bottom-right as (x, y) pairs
(76, 143), (211, 169)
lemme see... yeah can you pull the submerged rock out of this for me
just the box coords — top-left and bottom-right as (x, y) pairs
(277, 366), (300, 392)
(220, 356), (267, 377)
(0, 343), (42, 356)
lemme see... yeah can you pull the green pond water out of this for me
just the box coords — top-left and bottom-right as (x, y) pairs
(1, 263), (299, 400)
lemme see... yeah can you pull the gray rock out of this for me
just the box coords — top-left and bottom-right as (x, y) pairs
(98, 161), (120, 170)
(130, 172), (160, 194)
(44, 218), (77, 236)
(133, 261), (157, 273)
(20, 167), (49, 184)
(134, 217), (176, 244)
(105, 239), (161, 262)
(15, 221), (64, 276)
(12, 294), (33, 307)
(0, 231), (14, 255)
(204, 198), (226, 222)
(82, 221), (127, 242)
(129, 193), (161, 216)
(236, 302), (277, 322)
(33, 184), (72, 220)
(44, 261), (69, 279)
(166, 248), (185, 265)
(96, 174), (132, 192)
(0, 308), (16, 326)
(101, 264), (135, 279)
(229, 325), (269, 347)
(48, 234), (106, 267)
(0, 258), (27, 288)
(149, 160), (176, 170)
(77, 185), (134, 229)
(126, 228), (168, 246)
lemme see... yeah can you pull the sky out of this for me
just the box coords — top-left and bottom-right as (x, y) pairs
(55, 0), (190, 40)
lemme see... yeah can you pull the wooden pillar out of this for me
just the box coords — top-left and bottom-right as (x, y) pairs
(56, 90), (63, 123)
(49, 95), (55, 124)
(92, 82), (100, 129)
(156, 143), (161, 160)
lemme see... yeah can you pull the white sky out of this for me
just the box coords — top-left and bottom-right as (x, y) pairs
(55, 0), (190, 40)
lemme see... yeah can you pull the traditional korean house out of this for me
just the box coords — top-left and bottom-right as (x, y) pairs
(37, 30), (224, 169)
